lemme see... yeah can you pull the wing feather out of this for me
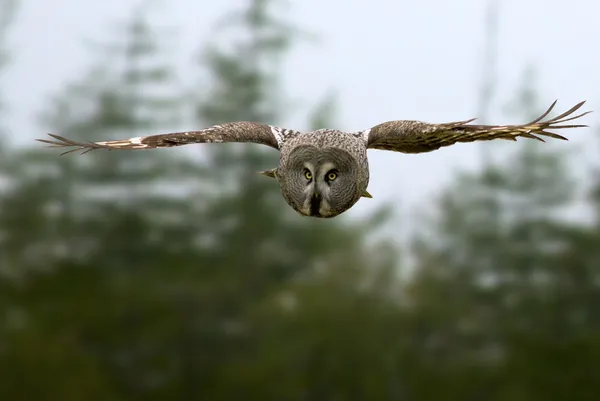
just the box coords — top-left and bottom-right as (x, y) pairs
(36, 121), (288, 155)
(365, 100), (591, 154)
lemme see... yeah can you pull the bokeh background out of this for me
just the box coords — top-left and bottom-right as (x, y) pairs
(1, 0), (599, 399)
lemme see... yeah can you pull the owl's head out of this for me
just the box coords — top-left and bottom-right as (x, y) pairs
(276, 145), (368, 218)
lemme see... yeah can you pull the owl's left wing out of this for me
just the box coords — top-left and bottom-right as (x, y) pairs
(36, 121), (293, 155)
(364, 100), (591, 154)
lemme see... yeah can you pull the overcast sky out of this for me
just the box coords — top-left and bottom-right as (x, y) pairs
(4, 0), (599, 228)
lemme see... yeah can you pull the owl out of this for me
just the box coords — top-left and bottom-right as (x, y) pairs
(37, 100), (590, 218)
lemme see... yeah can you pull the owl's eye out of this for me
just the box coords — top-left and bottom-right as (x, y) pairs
(304, 170), (312, 180)
(327, 171), (338, 181)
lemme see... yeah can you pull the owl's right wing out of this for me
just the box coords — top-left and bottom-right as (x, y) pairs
(363, 100), (590, 154)
(37, 121), (296, 155)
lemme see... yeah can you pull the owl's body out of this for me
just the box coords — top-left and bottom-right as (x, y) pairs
(37, 100), (591, 218)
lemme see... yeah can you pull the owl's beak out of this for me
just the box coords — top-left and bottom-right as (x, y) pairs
(309, 190), (322, 217)
(257, 168), (277, 179)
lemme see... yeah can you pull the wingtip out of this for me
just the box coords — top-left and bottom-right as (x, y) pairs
(47, 133), (63, 141)
(35, 133), (53, 143)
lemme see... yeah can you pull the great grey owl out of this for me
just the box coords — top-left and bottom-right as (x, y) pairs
(37, 100), (591, 218)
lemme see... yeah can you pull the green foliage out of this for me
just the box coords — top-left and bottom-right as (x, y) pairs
(0, 0), (399, 400)
(408, 67), (600, 400)
(1, 1), (599, 399)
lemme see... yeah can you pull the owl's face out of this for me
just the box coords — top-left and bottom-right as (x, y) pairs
(278, 146), (364, 218)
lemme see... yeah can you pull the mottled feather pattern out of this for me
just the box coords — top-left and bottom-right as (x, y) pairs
(365, 100), (591, 153)
(35, 99), (590, 219)
(37, 100), (590, 157)
(279, 128), (369, 175)
(37, 121), (292, 155)
(273, 127), (302, 144)
(276, 129), (371, 217)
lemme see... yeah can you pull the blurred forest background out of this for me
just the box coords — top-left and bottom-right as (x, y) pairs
(1, 0), (600, 400)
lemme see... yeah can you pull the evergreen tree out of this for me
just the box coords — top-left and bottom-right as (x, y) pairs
(0, 0), (16, 147)
(0, 3), (206, 399)
(0, 0), (198, 276)
(169, 0), (398, 397)
(407, 66), (600, 400)
(590, 129), (600, 225)
(191, 0), (363, 303)
(0, 0), (16, 274)
(1, 0), (398, 400)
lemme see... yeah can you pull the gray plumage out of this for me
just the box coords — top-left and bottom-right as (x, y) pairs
(37, 100), (591, 218)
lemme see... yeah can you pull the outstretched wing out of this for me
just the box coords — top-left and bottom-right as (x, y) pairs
(36, 121), (293, 155)
(364, 100), (591, 154)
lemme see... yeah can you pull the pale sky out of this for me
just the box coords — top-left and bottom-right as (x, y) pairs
(4, 0), (599, 231)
